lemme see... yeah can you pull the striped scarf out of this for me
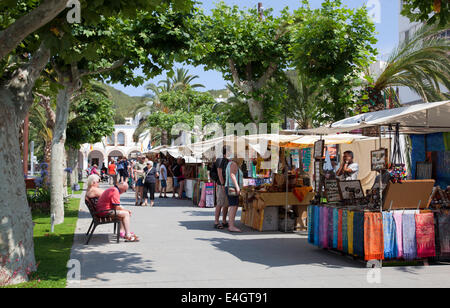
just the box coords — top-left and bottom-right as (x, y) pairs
(338, 209), (343, 251)
(320, 207), (329, 248)
(328, 207), (334, 248)
(402, 212), (417, 260)
(383, 212), (398, 259)
(348, 211), (354, 255)
(393, 211), (404, 258)
(342, 210), (348, 253)
(314, 206), (320, 246)
(332, 208), (338, 249)
(415, 212), (436, 258)
(353, 212), (365, 258)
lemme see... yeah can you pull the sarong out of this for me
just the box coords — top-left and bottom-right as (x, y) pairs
(320, 207), (329, 248)
(328, 207), (334, 248)
(383, 212), (397, 259)
(308, 206), (314, 244)
(333, 208), (338, 249)
(342, 210), (348, 253)
(353, 212), (365, 258)
(393, 211), (404, 258)
(337, 209), (343, 251)
(402, 212), (417, 260)
(364, 212), (384, 260)
(415, 212), (436, 258)
(348, 211), (354, 255)
(437, 213), (450, 257)
(314, 206), (320, 246)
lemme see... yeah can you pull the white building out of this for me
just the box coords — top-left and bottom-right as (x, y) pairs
(79, 116), (151, 170)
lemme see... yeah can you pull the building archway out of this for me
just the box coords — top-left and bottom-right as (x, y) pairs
(88, 150), (104, 168)
(127, 149), (141, 159)
(107, 149), (125, 163)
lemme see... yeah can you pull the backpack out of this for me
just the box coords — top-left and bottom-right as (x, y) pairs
(117, 161), (124, 170)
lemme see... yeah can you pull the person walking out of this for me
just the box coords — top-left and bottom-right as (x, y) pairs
(159, 160), (168, 198)
(225, 153), (244, 233)
(177, 158), (186, 200)
(143, 161), (158, 207)
(108, 160), (117, 185)
(171, 158), (181, 198)
(133, 156), (146, 206)
(213, 146), (229, 229)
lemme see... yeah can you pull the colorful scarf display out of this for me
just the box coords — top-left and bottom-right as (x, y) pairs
(342, 210), (348, 253)
(402, 212), (417, 260)
(415, 212), (436, 258)
(347, 211), (354, 255)
(353, 212), (365, 258)
(393, 211), (404, 258)
(383, 212), (398, 259)
(437, 213), (450, 257)
(327, 207), (334, 248)
(363, 212), (384, 260)
(320, 207), (329, 248)
(332, 208), (338, 249)
(337, 209), (343, 251)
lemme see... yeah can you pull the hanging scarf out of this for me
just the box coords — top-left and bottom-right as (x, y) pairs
(354, 212), (365, 258)
(342, 210), (348, 253)
(383, 212), (398, 259)
(308, 206), (314, 244)
(338, 209), (343, 251)
(437, 213), (450, 257)
(402, 212), (417, 260)
(328, 207), (334, 248)
(393, 211), (404, 258)
(348, 211), (354, 255)
(415, 212), (436, 258)
(363, 212), (384, 260)
(314, 206), (320, 247)
(320, 207), (329, 248)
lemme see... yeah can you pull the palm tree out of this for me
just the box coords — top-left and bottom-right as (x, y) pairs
(363, 22), (450, 111)
(170, 67), (205, 91)
(285, 70), (322, 129)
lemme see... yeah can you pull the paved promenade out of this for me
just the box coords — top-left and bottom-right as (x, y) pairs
(68, 183), (450, 288)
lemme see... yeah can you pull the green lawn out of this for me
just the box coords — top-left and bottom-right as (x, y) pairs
(6, 197), (80, 288)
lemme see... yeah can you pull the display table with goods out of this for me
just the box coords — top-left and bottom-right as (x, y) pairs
(240, 172), (315, 232)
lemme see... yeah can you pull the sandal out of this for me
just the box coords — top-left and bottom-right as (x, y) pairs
(222, 222), (229, 228)
(120, 232), (134, 239)
(214, 223), (224, 229)
(124, 234), (140, 242)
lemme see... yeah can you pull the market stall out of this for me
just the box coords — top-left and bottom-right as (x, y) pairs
(303, 100), (450, 264)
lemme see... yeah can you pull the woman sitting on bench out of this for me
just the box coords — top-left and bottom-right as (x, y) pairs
(86, 174), (104, 201)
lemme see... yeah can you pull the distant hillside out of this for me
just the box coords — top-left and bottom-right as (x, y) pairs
(100, 83), (149, 124)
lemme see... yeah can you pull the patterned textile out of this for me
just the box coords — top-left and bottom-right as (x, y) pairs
(328, 207), (334, 248)
(437, 213), (450, 257)
(383, 212), (398, 259)
(314, 206), (320, 246)
(342, 210), (348, 253)
(415, 212), (436, 258)
(402, 212), (417, 260)
(348, 211), (354, 255)
(393, 211), (404, 258)
(308, 206), (314, 244)
(353, 212), (365, 258)
(320, 207), (329, 248)
(364, 212), (384, 260)
(338, 209), (343, 251)
(333, 208), (338, 249)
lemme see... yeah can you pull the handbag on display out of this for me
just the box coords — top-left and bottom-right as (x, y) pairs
(389, 124), (407, 183)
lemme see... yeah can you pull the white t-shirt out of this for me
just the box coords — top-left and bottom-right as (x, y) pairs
(344, 163), (359, 181)
(160, 165), (167, 180)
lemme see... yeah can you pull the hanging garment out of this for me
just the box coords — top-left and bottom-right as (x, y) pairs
(328, 207), (334, 248)
(342, 210), (348, 253)
(338, 209), (343, 251)
(354, 212), (365, 258)
(333, 208), (339, 249)
(314, 206), (320, 246)
(393, 211), (404, 258)
(348, 211), (354, 255)
(402, 212), (417, 260)
(364, 212), (384, 260)
(415, 212), (436, 258)
(383, 212), (398, 259)
(320, 207), (329, 248)
(308, 206), (314, 244)
(437, 213), (450, 257)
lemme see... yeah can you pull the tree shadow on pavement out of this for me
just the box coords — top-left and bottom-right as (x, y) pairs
(196, 237), (364, 269)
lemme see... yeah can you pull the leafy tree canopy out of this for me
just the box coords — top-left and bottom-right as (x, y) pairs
(401, 0), (449, 26)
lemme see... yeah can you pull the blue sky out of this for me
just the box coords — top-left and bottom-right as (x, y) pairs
(109, 0), (400, 97)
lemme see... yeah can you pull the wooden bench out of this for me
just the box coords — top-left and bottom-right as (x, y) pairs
(84, 197), (121, 244)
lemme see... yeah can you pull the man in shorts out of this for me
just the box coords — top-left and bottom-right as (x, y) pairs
(133, 156), (146, 206)
(159, 160), (168, 198)
(214, 146), (229, 229)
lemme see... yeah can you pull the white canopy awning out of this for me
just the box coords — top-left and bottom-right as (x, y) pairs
(300, 100), (450, 135)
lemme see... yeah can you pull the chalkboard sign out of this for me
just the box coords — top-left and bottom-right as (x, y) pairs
(415, 161), (432, 180)
(314, 140), (325, 160)
(325, 179), (341, 202)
